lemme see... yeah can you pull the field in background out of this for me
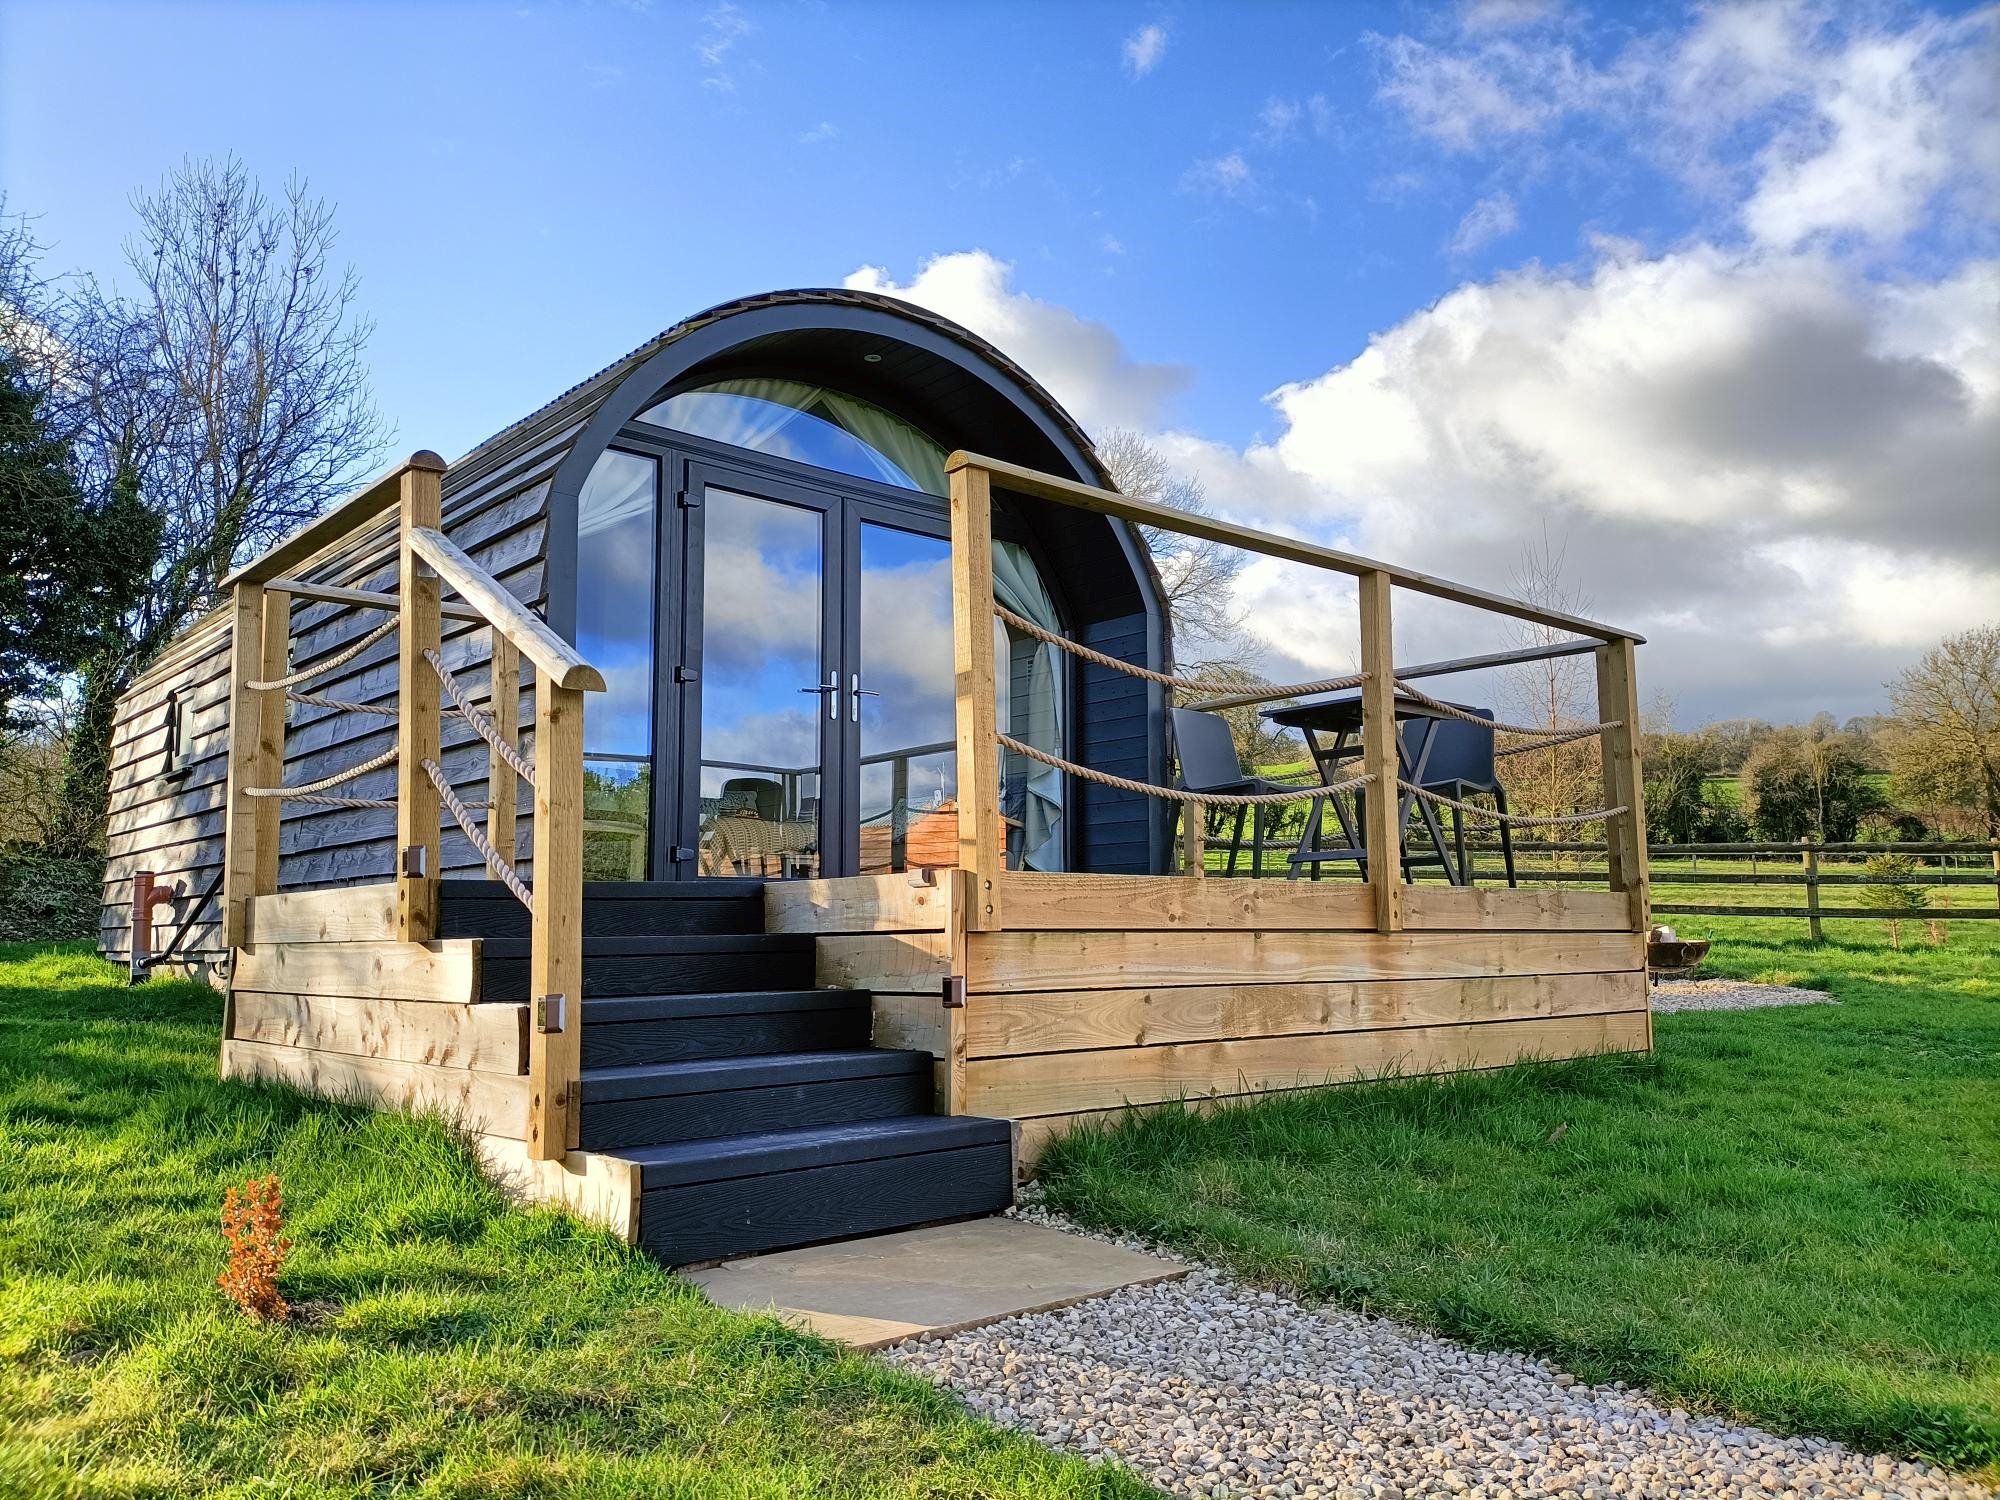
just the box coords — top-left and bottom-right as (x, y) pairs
(1036, 912), (2000, 1475)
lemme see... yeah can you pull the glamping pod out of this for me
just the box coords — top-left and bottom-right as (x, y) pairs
(99, 289), (1653, 1263)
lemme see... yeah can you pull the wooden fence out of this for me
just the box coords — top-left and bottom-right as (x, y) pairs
(1467, 839), (2000, 941)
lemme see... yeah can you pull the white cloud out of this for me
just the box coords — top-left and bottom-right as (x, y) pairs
(1448, 192), (1520, 255)
(696, 2), (753, 92)
(1181, 152), (1258, 200)
(797, 121), (838, 145)
(1123, 22), (1168, 78)
(1372, 2), (2000, 253)
(843, 252), (1191, 432)
(856, 244), (1996, 722)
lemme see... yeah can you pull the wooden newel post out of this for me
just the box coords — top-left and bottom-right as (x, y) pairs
(1595, 638), (1649, 932)
(948, 455), (1003, 932)
(396, 454), (447, 942)
(529, 681), (586, 1158)
(1800, 839), (1823, 943)
(222, 580), (277, 950)
(1357, 571), (1403, 932)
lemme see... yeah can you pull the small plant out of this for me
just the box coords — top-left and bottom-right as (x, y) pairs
(218, 1175), (292, 1321)
(1923, 918), (1949, 947)
(1858, 854), (1930, 951)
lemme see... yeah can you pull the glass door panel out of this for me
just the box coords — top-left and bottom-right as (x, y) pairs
(694, 488), (827, 878)
(855, 523), (957, 874)
(575, 449), (659, 880)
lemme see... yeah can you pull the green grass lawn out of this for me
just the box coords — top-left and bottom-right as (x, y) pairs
(0, 943), (1151, 1500)
(1036, 914), (2000, 1476)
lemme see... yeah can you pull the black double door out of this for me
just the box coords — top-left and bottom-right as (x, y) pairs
(660, 458), (958, 881)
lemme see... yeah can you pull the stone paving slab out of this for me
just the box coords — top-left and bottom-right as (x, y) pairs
(685, 1217), (1189, 1349)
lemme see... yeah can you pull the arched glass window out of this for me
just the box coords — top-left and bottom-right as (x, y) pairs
(638, 378), (949, 497)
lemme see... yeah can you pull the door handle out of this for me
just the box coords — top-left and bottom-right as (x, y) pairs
(850, 673), (879, 722)
(798, 673), (840, 719)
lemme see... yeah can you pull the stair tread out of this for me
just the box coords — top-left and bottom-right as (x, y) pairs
(582, 1048), (931, 1100)
(584, 990), (867, 1023)
(480, 933), (812, 959)
(616, 1116), (1013, 1188)
(442, 877), (765, 900)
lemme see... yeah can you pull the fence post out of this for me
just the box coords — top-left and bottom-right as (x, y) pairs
(395, 455), (446, 942)
(1800, 838), (1823, 943)
(1595, 638), (1649, 932)
(1992, 847), (1999, 915)
(1358, 570), (1403, 932)
(1182, 806), (1207, 877)
(528, 681), (586, 1158)
(221, 581), (276, 951)
(254, 588), (291, 900)
(948, 456), (1003, 931)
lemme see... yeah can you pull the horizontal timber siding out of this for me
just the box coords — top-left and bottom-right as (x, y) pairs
(100, 433), (572, 969)
(974, 874), (1649, 1170)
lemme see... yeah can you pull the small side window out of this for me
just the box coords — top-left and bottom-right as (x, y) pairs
(158, 691), (195, 784)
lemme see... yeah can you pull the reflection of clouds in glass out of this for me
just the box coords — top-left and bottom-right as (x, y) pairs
(577, 449), (658, 759)
(701, 492), (821, 680)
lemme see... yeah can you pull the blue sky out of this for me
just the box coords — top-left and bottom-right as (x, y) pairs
(4, 0), (1996, 723)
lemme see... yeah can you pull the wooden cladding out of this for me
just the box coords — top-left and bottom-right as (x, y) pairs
(222, 882), (533, 1141)
(775, 870), (1652, 1171)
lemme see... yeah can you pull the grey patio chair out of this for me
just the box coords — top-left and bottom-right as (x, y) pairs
(1405, 709), (1517, 887)
(1171, 708), (1312, 877)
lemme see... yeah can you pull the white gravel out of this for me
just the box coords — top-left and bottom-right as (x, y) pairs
(883, 1208), (1989, 1500)
(1649, 979), (1838, 1015)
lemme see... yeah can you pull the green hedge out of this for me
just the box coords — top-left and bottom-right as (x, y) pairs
(0, 850), (104, 943)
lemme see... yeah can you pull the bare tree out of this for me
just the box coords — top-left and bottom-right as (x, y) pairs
(10, 158), (389, 854)
(1095, 428), (1255, 676)
(1498, 525), (1603, 862)
(1886, 623), (2000, 838)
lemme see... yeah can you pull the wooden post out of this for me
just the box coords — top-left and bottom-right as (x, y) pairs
(1182, 805), (1208, 877)
(939, 868), (970, 1116)
(1358, 571), (1402, 932)
(254, 588), (291, 900)
(488, 627), (520, 866)
(948, 458), (1003, 931)
(1801, 839), (1823, 943)
(528, 682), (586, 1158)
(1991, 847), (1998, 915)
(1595, 638), (1649, 932)
(396, 456), (446, 941)
(221, 581), (274, 950)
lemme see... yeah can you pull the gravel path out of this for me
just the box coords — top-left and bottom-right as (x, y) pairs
(1649, 979), (1838, 1015)
(884, 1211), (1988, 1500)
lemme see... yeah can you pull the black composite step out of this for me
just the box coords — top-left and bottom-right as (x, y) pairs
(480, 933), (815, 1001)
(640, 1144), (1014, 1264)
(439, 879), (765, 940)
(583, 990), (870, 1067)
(578, 1049), (933, 1150)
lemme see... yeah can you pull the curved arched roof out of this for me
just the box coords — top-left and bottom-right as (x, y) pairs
(449, 286), (1114, 497)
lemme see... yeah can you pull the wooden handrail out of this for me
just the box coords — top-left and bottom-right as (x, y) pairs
(266, 576), (484, 623)
(406, 527), (607, 692)
(945, 450), (1645, 644)
(946, 452), (1651, 942)
(225, 450), (447, 588)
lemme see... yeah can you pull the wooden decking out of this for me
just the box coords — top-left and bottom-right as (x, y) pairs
(768, 871), (1650, 1171)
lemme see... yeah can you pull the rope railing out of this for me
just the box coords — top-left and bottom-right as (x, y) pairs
(1398, 779), (1627, 828)
(284, 689), (399, 717)
(243, 744), (400, 809)
(424, 757), (533, 910)
(1391, 679), (1621, 739)
(997, 732), (1373, 807)
(995, 601), (1371, 708)
(426, 647), (536, 786)
(247, 617), (398, 693)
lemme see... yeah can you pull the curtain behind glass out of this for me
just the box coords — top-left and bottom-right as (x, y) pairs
(992, 540), (1064, 871)
(641, 378), (950, 498)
